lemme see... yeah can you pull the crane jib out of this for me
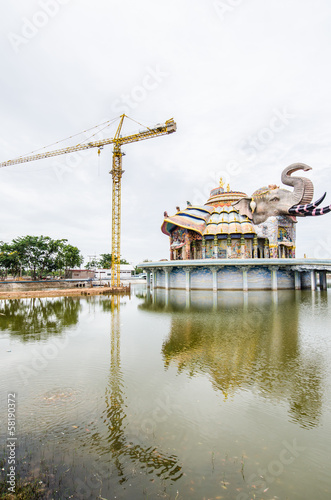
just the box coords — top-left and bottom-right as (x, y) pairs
(0, 116), (177, 288)
(0, 119), (176, 168)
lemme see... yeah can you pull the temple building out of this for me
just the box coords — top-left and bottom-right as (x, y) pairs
(142, 165), (330, 291)
(161, 180), (296, 260)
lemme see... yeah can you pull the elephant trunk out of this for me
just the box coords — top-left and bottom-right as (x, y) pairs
(281, 163), (314, 205)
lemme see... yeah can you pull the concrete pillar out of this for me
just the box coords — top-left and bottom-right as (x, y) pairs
(212, 268), (218, 292)
(226, 235), (231, 259)
(152, 270), (157, 288)
(270, 267), (278, 291)
(165, 268), (171, 290)
(213, 236), (218, 259)
(164, 269), (170, 290)
(185, 268), (191, 292)
(294, 270), (301, 290)
(311, 270), (316, 291)
(319, 271), (327, 290)
(324, 271), (328, 290)
(146, 270), (151, 288)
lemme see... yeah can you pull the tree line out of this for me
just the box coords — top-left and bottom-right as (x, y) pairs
(85, 253), (129, 269)
(0, 236), (83, 279)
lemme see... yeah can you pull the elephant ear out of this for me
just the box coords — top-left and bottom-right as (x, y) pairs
(232, 197), (253, 219)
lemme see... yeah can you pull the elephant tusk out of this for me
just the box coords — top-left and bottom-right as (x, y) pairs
(307, 205), (331, 216)
(305, 192), (326, 209)
(288, 193), (327, 214)
(289, 204), (331, 216)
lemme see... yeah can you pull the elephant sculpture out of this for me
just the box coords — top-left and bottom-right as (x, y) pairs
(232, 163), (331, 225)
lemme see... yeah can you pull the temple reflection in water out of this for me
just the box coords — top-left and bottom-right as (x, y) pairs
(141, 288), (324, 429)
(0, 289), (329, 498)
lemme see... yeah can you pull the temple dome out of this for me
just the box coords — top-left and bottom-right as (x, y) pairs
(205, 187), (247, 207)
(203, 205), (255, 236)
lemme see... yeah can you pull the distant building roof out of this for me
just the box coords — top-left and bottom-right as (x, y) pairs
(96, 265), (134, 272)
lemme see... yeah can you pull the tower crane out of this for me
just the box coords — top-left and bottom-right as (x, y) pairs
(0, 115), (177, 286)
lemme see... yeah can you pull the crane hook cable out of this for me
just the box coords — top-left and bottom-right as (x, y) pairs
(7, 116), (121, 164)
(124, 115), (154, 132)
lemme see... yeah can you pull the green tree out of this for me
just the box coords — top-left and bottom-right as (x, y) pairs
(99, 253), (129, 268)
(4, 236), (83, 279)
(11, 236), (63, 279)
(85, 258), (100, 269)
(0, 243), (21, 278)
(57, 243), (84, 274)
(0, 237), (83, 279)
(120, 257), (130, 265)
(99, 253), (112, 268)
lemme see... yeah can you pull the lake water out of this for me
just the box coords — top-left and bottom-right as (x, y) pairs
(0, 285), (330, 499)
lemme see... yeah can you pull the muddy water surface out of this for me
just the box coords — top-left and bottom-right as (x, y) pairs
(0, 287), (330, 499)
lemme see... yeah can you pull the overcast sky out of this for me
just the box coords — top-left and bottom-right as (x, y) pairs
(1, 0), (331, 264)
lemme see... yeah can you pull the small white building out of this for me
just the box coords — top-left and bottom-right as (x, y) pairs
(94, 264), (135, 281)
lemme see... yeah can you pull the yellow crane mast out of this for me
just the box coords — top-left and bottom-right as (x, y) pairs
(0, 115), (177, 286)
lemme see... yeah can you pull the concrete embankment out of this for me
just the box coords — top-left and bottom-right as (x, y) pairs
(0, 279), (90, 292)
(0, 280), (130, 299)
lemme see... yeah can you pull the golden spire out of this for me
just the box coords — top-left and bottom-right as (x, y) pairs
(219, 177), (224, 189)
(227, 183), (230, 192)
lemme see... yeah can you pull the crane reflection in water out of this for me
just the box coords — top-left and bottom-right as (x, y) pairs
(0, 289), (328, 498)
(0, 294), (182, 497)
(91, 295), (183, 488)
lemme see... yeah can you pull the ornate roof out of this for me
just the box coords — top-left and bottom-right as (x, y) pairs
(203, 205), (255, 236)
(161, 206), (213, 236)
(161, 201), (256, 237)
